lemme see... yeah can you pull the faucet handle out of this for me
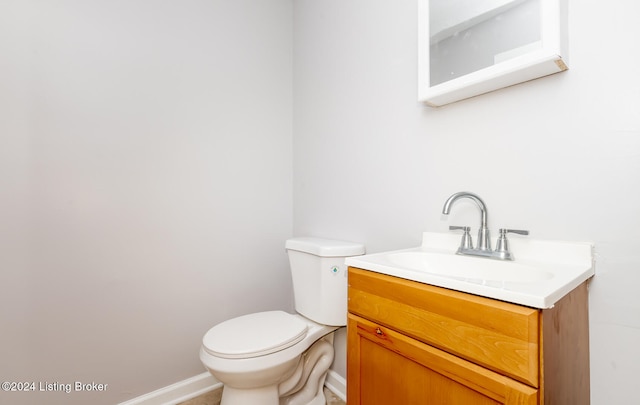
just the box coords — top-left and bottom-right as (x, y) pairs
(498, 229), (529, 236)
(495, 229), (529, 257)
(449, 226), (473, 250)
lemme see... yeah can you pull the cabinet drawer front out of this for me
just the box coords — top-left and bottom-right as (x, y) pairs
(348, 267), (540, 387)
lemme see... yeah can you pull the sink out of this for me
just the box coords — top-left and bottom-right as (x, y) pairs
(387, 251), (554, 283)
(345, 232), (594, 308)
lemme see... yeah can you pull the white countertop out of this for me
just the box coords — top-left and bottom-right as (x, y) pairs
(345, 232), (595, 308)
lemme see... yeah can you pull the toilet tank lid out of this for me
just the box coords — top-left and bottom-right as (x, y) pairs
(286, 237), (365, 257)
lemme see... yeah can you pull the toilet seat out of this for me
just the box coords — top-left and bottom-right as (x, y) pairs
(202, 311), (308, 359)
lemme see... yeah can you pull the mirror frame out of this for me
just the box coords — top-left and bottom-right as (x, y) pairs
(418, 0), (568, 107)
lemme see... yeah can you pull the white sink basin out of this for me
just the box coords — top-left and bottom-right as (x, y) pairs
(386, 251), (554, 283)
(345, 232), (594, 308)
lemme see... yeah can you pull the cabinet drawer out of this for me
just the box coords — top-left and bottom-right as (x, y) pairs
(348, 267), (540, 387)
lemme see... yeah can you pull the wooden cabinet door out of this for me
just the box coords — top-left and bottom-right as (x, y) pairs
(347, 314), (537, 405)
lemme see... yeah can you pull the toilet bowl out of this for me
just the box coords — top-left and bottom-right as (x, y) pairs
(199, 237), (365, 405)
(200, 311), (338, 405)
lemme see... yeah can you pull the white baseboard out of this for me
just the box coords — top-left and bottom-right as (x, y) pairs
(117, 372), (221, 405)
(118, 369), (345, 405)
(324, 369), (346, 402)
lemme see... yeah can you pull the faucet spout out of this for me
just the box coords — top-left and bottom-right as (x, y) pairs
(442, 192), (491, 251)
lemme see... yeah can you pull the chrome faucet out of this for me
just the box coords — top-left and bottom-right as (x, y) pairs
(442, 192), (491, 251)
(442, 192), (529, 260)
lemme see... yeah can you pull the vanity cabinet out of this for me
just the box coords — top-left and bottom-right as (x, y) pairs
(347, 267), (590, 405)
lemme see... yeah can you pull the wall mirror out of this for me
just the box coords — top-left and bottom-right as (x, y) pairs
(418, 0), (568, 107)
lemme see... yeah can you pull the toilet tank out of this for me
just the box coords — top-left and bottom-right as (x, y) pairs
(286, 237), (365, 326)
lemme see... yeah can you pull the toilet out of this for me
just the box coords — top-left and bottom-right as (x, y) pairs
(199, 237), (365, 405)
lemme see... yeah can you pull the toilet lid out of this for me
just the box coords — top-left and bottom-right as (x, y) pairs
(202, 311), (308, 359)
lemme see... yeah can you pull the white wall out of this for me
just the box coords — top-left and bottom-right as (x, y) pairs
(3, 0), (638, 403)
(0, 1), (293, 404)
(293, 0), (640, 403)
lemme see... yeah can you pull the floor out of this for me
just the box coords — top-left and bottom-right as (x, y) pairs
(179, 386), (345, 405)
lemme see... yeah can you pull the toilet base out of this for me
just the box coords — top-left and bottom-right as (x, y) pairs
(279, 336), (333, 405)
(221, 385), (280, 405)
(218, 335), (334, 405)
(220, 384), (328, 405)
